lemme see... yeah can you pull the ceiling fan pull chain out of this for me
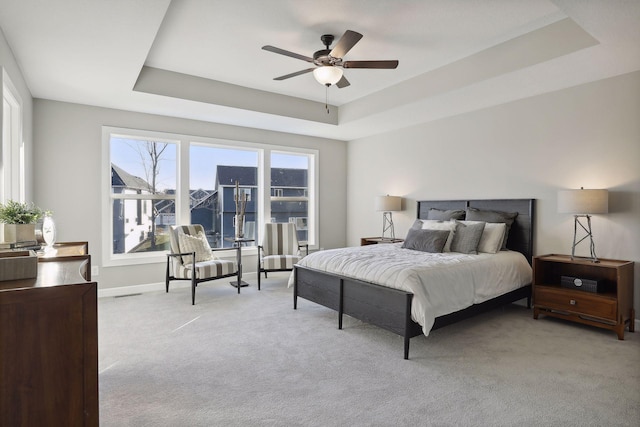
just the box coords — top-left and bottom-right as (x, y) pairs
(325, 85), (330, 114)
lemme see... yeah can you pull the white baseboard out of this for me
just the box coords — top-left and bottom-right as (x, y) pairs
(98, 281), (171, 298)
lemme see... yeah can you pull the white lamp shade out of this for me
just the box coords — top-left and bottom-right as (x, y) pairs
(375, 195), (402, 212)
(313, 66), (343, 86)
(558, 188), (608, 214)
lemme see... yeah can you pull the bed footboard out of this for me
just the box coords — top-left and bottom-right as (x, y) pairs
(294, 266), (422, 359)
(294, 266), (531, 359)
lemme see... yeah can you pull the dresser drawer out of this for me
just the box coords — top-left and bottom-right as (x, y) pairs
(535, 287), (617, 321)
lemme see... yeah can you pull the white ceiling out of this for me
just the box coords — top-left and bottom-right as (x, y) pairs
(1, 0), (639, 141)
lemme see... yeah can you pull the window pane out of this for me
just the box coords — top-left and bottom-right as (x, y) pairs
(271, 152), (309, 242)
(111, 137), (176, 194)
(112, 199), (174, 254)
(190, 145), (258, 248)
(110, 137), (177, 254)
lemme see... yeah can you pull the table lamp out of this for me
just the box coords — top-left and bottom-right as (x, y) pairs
(557, 187), (608, 262)
(375, 195), (402, 240)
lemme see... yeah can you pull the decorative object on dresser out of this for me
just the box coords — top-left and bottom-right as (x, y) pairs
(533, 254), (634, 340)
(0, 250), (38, 281)
(375, 195), (402, 240)
(557, 187), (608, 262)
(293, 198), (534, 359)
(0, 199), (45, 245)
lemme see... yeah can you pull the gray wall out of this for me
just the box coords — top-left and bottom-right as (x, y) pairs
(32, 100), (347, 289)
(347, 70), (640, 316)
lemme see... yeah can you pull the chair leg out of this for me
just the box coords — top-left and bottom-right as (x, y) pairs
(165, 259), (170, 293)
(257, 267), (261, 290)
(192, 276), (196, 305)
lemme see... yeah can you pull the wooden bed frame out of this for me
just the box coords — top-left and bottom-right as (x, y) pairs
(293, 199), (535, 359)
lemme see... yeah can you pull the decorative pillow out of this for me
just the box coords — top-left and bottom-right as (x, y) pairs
(461, 221), (507, 254)
(178, 231), (214, 264)
(402, 228), (450, 253)
(420, 220), (457, 252)
(465, 207), (518, 250)
(426, 208), (465, 221)
(449, 221), (485, 254)
(410, 219), (423, 230)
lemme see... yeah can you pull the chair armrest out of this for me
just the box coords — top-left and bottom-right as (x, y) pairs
(168, 252), (196, 258)
(298, 242), (309, 256)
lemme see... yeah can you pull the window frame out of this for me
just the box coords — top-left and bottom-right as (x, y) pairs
(2, 70), (25, 203)
(102, 127), (319, 267)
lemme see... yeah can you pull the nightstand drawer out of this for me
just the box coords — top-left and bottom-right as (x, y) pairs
(535, 287), (617, 321)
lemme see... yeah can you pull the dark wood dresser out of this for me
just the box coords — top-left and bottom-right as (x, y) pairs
(0, 254), (98, 426)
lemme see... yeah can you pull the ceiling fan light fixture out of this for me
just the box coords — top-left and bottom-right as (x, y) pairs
(313, 66), (343, 86)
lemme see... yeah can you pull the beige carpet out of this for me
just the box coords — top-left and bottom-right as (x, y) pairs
(98, 273), (640, 426)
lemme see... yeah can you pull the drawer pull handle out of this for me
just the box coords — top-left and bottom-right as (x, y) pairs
(570, 299), (576, 305)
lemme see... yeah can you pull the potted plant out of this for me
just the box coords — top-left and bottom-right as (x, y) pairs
(0, 200), (45, 244)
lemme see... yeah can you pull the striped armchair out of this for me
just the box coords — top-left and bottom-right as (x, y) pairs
(165, 225), (239, 305)
(257, 222), (308, 290)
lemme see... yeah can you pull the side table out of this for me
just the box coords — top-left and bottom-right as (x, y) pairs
(533, 254), (634, 339)
(360, 237), (404, 246)
(224, 238), (255, 288)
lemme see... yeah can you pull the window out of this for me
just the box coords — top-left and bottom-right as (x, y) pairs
(189, 144), (258, 248)
(106, 133), (177, 262)
(1, 71), (24, 203)
(103, 127), (318, 266)
(271, 152), (310, 242)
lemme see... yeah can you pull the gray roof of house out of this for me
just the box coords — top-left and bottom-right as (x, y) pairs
(215, 165), (307, 187)
(111, 163), (151, 191)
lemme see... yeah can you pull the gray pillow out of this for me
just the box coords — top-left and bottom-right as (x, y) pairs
(449, 221), (485, 254)
(410, 219), (423, 230)
(427, 208), (465, 221)
(402, 229), (449, 253)
(465, 207), (518, 250)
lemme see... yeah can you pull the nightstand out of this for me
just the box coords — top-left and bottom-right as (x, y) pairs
(360, 237), (404, 246)
(533, 254), (634, 339)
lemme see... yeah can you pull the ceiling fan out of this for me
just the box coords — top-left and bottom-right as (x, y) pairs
(262, 30), (399, 88)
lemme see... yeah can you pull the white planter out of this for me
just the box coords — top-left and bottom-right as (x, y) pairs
(1, 223), (36, 244)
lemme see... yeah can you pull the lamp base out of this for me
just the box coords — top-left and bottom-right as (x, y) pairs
(570, 215), (599, 263)
(381, 212), (395, 240)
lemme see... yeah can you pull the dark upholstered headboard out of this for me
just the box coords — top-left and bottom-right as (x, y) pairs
(416, 199), (535, 264)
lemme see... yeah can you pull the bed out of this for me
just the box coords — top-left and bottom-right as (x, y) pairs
(292, 199), (535, 359)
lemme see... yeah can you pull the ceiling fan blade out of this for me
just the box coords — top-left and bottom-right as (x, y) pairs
(342, 60), (399, 69)
(329, 30), (363, 58)
(336, 75), (350, 88)
(273, 68), (315, 81)
(262, 45), (314, 63)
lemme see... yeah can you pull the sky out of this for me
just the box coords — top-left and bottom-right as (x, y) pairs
(111, 137), (308, 191)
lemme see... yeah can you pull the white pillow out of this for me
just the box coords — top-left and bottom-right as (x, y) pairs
(178, 231), (214, 264)
(420, 220), (457, 252)
(460, 221), (506, 254)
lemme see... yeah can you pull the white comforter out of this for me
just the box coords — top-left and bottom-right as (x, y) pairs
(289, 243), (532, 336)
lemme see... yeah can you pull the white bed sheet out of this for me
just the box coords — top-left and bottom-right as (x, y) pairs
(289, 243), (532, 336)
